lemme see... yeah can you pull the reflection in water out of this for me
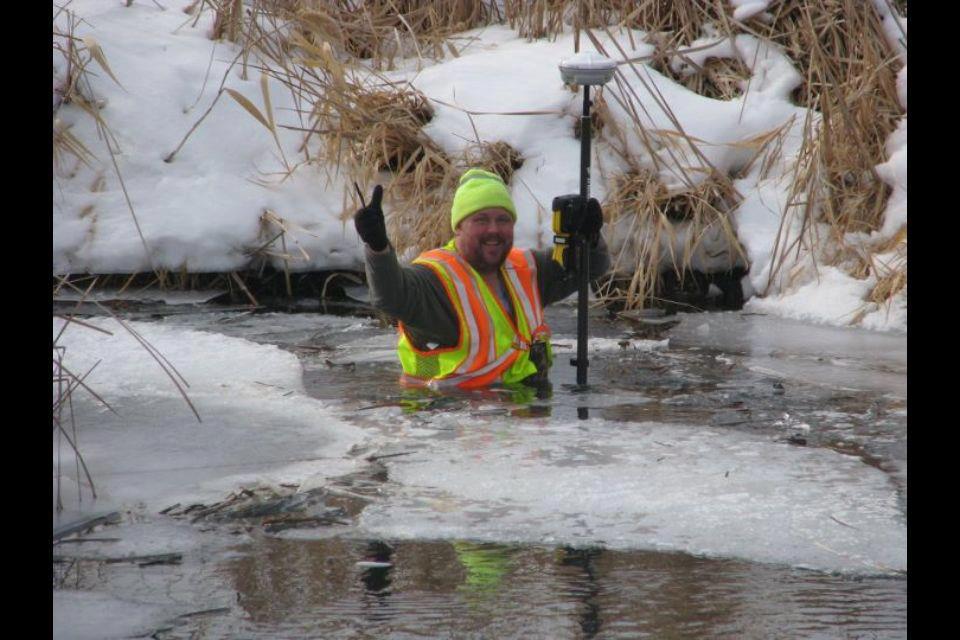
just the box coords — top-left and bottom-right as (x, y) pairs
(220, 537), (905, 639)
(559, 546), (603, 638)
(453, 541), (513, 599)
(602, 550), (743, 637)
(359, 540), (393, 623)
(360, 540), (393, 596)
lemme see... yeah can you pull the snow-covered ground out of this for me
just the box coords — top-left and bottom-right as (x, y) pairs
(52, 0), (906, 332)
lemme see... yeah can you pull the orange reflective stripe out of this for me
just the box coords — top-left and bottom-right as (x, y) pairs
(402, 348), (520, 390)
(417, 250), (494, 371)
(427, 250), (494, 369)
(441, 253), (495, 367)
(461, 350), (520, 388)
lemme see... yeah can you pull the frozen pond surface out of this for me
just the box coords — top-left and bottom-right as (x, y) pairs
(53, 300), (906, 639)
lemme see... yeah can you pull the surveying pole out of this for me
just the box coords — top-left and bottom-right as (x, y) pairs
(558, 52), (616, 386)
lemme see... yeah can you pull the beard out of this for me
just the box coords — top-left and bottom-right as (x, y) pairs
(459, 233), (512, 274)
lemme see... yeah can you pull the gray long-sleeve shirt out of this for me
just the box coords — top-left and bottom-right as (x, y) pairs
(364, 239), (611, 351)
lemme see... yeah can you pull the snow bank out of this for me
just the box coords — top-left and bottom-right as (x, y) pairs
(52, 0), (906, 332)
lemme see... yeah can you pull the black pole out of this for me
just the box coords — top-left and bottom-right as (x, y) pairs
(575, 85), (591, 387)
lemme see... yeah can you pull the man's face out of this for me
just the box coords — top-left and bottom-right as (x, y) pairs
(454, 207), (515, 274)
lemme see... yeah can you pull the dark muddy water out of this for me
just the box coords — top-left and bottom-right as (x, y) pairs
(55, 532), (905, 639)
(53, 301), (907, 639)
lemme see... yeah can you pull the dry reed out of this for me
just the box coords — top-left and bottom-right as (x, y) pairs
(738, 0), (903, 236)
(70, 0), (905, 318)
(576, 0), (905, 311)
(384, 149), (460, 256)
(206, 0), (498, 69)
(652, 50), (751, 102)
(598, 168), (746, 309)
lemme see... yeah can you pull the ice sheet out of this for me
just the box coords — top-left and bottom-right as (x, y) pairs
(53, 591), (175, 640)
(53, 318), (369, 514)
(357, 415), (906, 575)
(668, 311), (906, 397)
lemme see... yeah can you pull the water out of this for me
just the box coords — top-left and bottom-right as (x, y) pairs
(56, 535), (906, 639)
(52, 299), (906, 638)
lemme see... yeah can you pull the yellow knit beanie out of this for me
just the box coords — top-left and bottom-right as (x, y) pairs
(450, 168), (517, 231)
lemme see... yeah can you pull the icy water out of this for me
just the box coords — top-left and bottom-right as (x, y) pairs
(53, 299), (906, 639)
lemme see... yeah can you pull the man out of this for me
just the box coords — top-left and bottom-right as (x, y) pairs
(354, 168), (610, 390)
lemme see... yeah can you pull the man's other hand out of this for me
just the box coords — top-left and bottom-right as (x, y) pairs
(580, 197), (603, 244)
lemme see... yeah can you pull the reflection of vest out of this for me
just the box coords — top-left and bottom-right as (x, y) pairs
(398, 242), (551, 390)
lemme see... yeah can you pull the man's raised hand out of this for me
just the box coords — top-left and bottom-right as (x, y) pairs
(354, 185), (388, 252)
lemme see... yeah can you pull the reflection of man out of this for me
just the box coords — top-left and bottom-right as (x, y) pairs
(354, 168), (610, 390)
(360, 540), (393, 597)
(453, 541), (512, 596)
(560, 546), (603, 638)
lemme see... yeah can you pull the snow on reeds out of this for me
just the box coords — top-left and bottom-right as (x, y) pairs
(53, 3), (158, 277)
(599, 168), (747, 310)
(55, 0), (906, 320)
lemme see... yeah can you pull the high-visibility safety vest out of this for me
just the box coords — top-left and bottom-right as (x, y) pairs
(397, 241), (551, 390)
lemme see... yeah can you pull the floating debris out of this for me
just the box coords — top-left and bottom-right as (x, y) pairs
(52, 552), (183, 567)
(616, 310), (682, 339)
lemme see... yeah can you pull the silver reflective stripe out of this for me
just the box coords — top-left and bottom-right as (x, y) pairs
(425, 348), (517, 388)
(504, 250), (542, 331)
(446, 251), (498, 364)
(429, 257), (482, 372)
(522, 250), (544, 324)
(505, 265), (537, 333)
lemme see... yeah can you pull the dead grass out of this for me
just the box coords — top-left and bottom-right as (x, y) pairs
(465, 140), (525, 183)
(502, 0), (722, 42)
(598, 168), (746, 309)
(725, 2), (905, 314)
(53, 7), (103, 173)
(745, 0), (903, 236)
(653, 51), (752, 102)
(54, 4), (160, 275)
(307, 72), (453, 257)
(503, 0), (569, 40)
(340, 88), (436, 173)
(63, 0), (906, 317)
(588, 0), (905, 310)
(868, 257), (906, 305)
(383, 149), (460, 256)
(207, 0), (498, 69)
